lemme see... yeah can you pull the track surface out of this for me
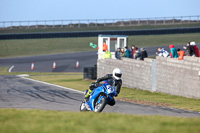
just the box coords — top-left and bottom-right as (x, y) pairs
(0, 44), (199, 72)
(0, 75), (200, 117)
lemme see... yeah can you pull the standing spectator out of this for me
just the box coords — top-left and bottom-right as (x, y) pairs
(156, 48), (170, 57)
(183, 42), (196, 56)
(177, 48), (185, 60)
(103, 42), (108, 52)
(169, 44), (179, 58)
(190, 41), (200, 57)
(140, 47), (148, 60)
(129, 45), (135, 58)
(124, 46), (130, 58)
(115, 48), (121, 60)
(134, 47), (141, 60)
(120, 48), (126, 57)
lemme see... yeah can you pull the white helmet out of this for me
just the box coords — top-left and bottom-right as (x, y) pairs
(113, 68), (122, 80)
(190, 41), (196, 46)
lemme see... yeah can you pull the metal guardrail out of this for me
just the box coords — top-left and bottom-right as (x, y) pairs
(0, 15), (200, 29)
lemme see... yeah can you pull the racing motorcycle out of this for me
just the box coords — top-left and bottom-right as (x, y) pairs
(80, 80), (117, 112)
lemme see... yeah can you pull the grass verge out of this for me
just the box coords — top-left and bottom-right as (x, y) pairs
(0, 33), (200, 58)
(0, 109), (200, 133)
(1, 68), (199, 112)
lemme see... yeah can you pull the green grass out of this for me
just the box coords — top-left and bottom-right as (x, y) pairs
(1, 33), (200, 58)
(1, 23), (200, 34)
(0, 109), (200, 133)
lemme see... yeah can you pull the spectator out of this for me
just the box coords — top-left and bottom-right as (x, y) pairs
(103, 42), (108, 52)
(115, 48), (121, 60)
(156, 48), (170, 57)
(134, 47), (141, 60)
(183, 42), (196, 56)
(140, 47), (148, 60)
(169, 44), (179, 58)
(120, 48), (126, 57)
(190, 41), (200, 57)
(124, 46), (130, 58)
(129, 45), (135, 58)
(177, 48), (185, 60)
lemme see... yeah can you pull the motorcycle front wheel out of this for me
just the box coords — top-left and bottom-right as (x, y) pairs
(80, 101), (87, 111)
(94, 96), (107, 112)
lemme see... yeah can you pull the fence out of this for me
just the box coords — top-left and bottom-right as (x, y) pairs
(0, 15), (200, 29)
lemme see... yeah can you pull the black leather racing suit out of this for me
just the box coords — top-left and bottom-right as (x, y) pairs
(97, 74), (122, 94)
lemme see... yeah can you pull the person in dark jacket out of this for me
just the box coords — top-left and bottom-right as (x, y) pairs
(140, 47), (148, 60)
(190, 41), (200, 57)
(115, 48), (121, 60)
(84, 68), (122, 106)
(129, 45), (135, 58)
(183, 42), (196, 56)
(134, 47), (141, 60)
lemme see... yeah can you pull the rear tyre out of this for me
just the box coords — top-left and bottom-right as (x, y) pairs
(80, 102), (87, 111)
(94, 96), (107, 112)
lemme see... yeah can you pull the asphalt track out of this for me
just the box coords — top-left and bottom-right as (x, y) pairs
(0, 75), (200, 117)
(0, 44), (200, 72)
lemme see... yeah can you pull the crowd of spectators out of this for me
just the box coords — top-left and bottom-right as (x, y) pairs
(115, 45), (148, 60)
(156, 41), (199, 60)
(114, 41), (199, 61)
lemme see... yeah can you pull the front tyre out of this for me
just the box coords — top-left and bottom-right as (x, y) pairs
(94, 96), (107, 112)
(80, 102), (87, 111)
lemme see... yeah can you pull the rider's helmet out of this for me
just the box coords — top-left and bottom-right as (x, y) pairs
(112, 68), (122, 80)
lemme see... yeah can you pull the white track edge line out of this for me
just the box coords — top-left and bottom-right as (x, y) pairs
(20, 76), (84, 94)
(8, 65), (15, 72)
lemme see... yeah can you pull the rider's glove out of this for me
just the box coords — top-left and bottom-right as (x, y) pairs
(115, 93), (118, 97)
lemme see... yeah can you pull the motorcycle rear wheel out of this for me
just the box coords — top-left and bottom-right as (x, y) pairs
(94, 97), (107, 112)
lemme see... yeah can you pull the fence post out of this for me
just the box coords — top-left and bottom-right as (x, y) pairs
(138, 18), (140, 25)
(28, 21), (29, 29)
(87, 19), (89, 27)
(35, 21), (38, 28)
(129, 19), (132, 26)
(78, 20), (80, 28)
(95, 20), (97, 27)
(10, 21), (12, 29)
(3, 21), (5, 29)
(163, 17), (166, 25)
(61, 20), (63, 28)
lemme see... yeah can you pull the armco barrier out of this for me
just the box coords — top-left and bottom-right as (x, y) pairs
(0, 27), (200, 40)
(97, 56), (200, 99)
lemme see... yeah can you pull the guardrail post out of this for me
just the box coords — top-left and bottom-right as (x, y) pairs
(87, 20), (89, 27)
(95, 20), (97, 27)
(28, 21), (29, 29)
(10, 21), (12, 29)
(78, 20), (80, 28)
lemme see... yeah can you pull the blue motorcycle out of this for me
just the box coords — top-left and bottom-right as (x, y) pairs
(80, 80), (117, 112)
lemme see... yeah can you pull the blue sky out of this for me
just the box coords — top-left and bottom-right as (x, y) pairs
(0, 0), (200, 21)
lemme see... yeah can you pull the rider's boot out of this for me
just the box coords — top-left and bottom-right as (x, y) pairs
(84, 89), (92, 102)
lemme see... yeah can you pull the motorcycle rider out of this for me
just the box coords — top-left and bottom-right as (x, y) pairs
(84, 68), (122, 106)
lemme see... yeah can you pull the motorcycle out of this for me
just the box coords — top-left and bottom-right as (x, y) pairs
(80, 80), (117, 112)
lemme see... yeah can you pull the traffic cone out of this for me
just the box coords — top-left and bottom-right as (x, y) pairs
(53, 61), (56, 69)
(31, 62), (34, 70)
(76, 60), (79, 68)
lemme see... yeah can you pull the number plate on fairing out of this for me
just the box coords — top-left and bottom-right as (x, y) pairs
(106, 85), (115, 94)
